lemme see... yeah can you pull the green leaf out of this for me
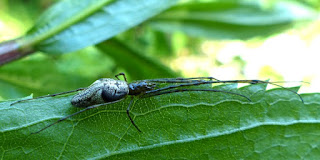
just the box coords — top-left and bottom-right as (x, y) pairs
(1, 82), (318, 159)
(96, 38), (178, 80)
(23, 0), (178, 54)
(149, 1), (317, 39)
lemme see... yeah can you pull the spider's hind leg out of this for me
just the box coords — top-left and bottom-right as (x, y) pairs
(31, 99), (124, 134)
(10, 88), (86, 106)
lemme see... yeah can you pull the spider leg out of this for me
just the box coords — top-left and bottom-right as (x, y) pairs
(10, 88), (87, 106)
(115, 72), (127, 82)
(127, 97), (142, 132)
(142, 88), (252, 102)
(145, 80), (304, 103)
(144, 77), (219, 83)
(145, 81), (211, 94)
(31, 99), (124, 134)
(178, 77), (219, 81)
(215, 80), (304, 103)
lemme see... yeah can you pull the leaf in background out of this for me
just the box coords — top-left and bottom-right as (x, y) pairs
(0, 0), (179, 65)
(1, 82), (319, 159)
(116, 27), (174, 58)
(0, 47), (115, 100)
(27, 0), (179, 54)
(149, 1), (317, 39)
(96, 38), (178, 80)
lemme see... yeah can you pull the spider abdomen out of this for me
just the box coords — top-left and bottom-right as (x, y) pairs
(71, 78), (129, 107)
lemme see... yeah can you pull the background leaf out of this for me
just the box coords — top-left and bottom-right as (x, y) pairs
(26, 0), (178, 54)
(149, 1), (317, 39)
(0, 48), (113, 99)
(96, 38), (177, 80)
(1, 83), (318, 159)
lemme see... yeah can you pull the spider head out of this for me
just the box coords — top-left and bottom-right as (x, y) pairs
(128, 81), (157, 95)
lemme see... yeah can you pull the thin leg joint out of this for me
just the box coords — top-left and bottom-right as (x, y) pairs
(115, 73), (127, 82)
(127, 98), (141, 132)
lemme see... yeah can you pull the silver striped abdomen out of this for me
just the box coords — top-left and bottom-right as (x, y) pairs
(71, 78), (129, 107)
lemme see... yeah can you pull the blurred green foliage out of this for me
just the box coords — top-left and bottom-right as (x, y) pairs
(0, 0), (317, 99)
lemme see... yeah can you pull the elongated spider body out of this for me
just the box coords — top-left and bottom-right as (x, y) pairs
(71, 78), (130, 107)
(10, 73), (304, 134)
(71, 78), (157, 106)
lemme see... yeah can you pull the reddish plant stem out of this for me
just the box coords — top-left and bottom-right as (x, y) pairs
(0, 40), (33, 66)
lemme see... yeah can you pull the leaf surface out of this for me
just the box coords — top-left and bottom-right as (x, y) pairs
(1, 83), (319, 159)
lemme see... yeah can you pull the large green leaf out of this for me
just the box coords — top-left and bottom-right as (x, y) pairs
(1, 82), (318, 159)
(149, 1), (317, 39)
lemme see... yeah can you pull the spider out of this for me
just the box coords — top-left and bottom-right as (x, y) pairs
(10, 73), (304, 134)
